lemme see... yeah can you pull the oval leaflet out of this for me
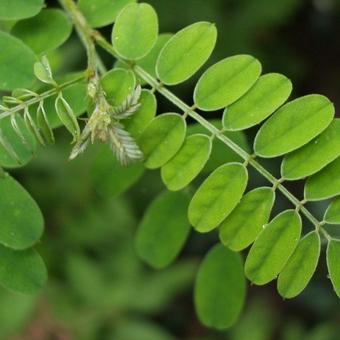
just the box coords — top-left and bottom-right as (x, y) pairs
(188, 162), (248, 232)
(194, 244), (246, 330)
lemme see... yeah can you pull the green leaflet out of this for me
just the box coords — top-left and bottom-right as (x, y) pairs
(135, 191), (190, 269)
(0, 245), (47, 294)
(101, 68), (136, 106)
(138, 113), (186, 169)
(188, 163), (248, 233)
(194, 55), (262, 111)
(277, 231), (320, 299)
(0, 175), (44, 250)
(254, 94), (335, 158)
(124, 89), (157, 138)
(304, 157), (340, 201)
(91, 145), (144, 198)
(0, 0), (44, 20)
(245, 210), (301, 285)
(156, 22), (217, 85)
(0, 115), (36, 168)
(324, 197), (340, 224)
(282, 119), (340, 180)
(112, 3), (158, 60)
(219, 187), (275, 251)
(223, 73), (292, 131)
(0, 32), (36, 91)
(79, 0), (135, 28)
(326, 239), (340, 298)
(187, 120), (250, 172)
(11, 9), (72, 54)
(138, 33), (173, 80)
(161, 134), (212, 191)
(194, 244), (246, 330)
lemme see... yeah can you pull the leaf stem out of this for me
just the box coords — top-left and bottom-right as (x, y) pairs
(0, 74), (86, 120)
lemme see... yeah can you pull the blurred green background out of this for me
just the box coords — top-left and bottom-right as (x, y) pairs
(1, 0), (340, 339)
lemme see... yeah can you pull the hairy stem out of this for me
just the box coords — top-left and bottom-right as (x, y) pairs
(63, 0), (327, 235)
(0, 74), (86, 120)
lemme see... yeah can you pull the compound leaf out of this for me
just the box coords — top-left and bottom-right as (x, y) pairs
(136, 191), (190, 269)
(79, 0), (135, 28)
(304, 157), (340, 201)
(156, 22), (217, 85)
(324, 197), (340, 224)
(0, 32), (36, 91)
(223, 73), (292, 130)
(326, 239), (340, 298)
(194, 244), (246, 330)
(138, 113), (186, 169)
(219, 187), (275, 251)
(112, 3), (158, 60)
(245, 210), (301, 285)
(0, 175), (44, 250)
(0, 0), (44, 20)
(254, 94), (335, 158)
(188, 163), (248, 232)
(282, 119), (340, 180)
(124, 89), (157, 138)
(11, 9), (72, 54)
(277, 231), (320, 298)
(161, 134), (212, 191)
(0, 245), (47, 294)
(101, 68), (136, 106)
(194, 55), (261, 111)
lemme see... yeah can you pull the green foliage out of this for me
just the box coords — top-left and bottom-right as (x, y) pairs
(138, 113), (186, 169)
(194, 54), (262, 111)
(324, 197), (340, 224)
(245, 210), (301, 285)
(156, 22), (217, 85)
(223, 73), (292, 131)
(0, 0), (339, 333)
(136, 191), (190, 268)
(101, 68), (136, 105)
(277, 231), (320, 298)
(0, 32), (36, 90)
(161, 134), (212, 191)
(326, 240), (340, 298)
(188, 163), (248, 232)
(112, 2), (158, 60)
(305, 157), (340, 200)
(194, 244), (246, 329)
(79, 0), (135, 28)
(281, 119), (340, 180)
(11, 9), (72, 54)
(0, 245), (46, 294)
(219, 187), (275, 251)
(0, 175), (43, 250)
(0, 0), (44, 21)
(254, 94), (335, 157)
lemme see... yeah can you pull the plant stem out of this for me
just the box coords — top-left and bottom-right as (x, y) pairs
(63, 0), (324, 232)
(0, 74), (85, 120)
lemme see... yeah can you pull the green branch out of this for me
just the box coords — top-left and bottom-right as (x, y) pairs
(0, 74), (85, 120)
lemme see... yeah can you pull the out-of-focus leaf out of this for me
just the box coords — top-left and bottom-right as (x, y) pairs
(136, 191), (190, 268)
(194, 244), (246, 329)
